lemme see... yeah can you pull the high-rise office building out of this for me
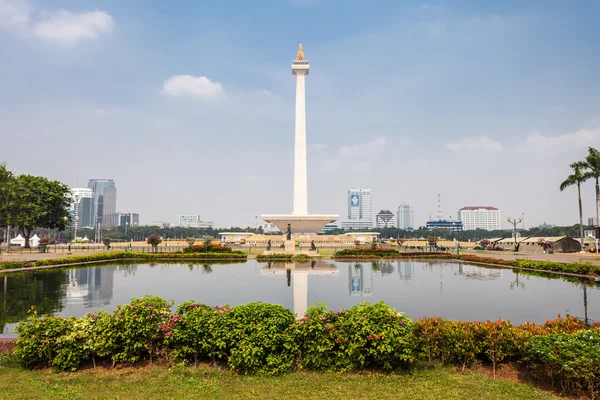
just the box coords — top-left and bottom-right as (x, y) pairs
(341, 189), (372, 230)
(396, 202), (414, 230)
(375, 210), (396, 228)
(88, 179), (117, 228)
(117, 212), (140, 227)
(588, 217), (598, 226)
(458, 206), (501, 231)
(70, 188), (94, 229)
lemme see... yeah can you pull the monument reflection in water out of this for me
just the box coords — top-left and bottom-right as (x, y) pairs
(261, 261), (339, 317)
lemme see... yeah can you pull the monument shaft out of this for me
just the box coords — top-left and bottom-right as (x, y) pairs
(293, 70), (308, 215)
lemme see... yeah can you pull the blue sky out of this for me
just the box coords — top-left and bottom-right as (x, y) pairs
(1, 0), (600, 228)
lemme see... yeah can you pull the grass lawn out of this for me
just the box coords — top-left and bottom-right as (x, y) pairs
(0, 363), (557, 400)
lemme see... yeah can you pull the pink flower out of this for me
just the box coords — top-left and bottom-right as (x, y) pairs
(166, 332), (172, 337)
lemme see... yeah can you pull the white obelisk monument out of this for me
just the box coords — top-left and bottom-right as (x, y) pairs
(292, 44), (309, 215)
(262, 44), (339, 239)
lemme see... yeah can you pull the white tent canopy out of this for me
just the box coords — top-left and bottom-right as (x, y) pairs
(9, 234), (41, 247)
(9, 234), (25, 247)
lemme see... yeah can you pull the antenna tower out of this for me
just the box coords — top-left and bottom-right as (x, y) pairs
(436, 193), (443, 221)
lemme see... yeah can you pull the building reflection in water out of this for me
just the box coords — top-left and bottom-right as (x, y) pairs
(65, 266), (130, 308)
(397, 261), (414, 282)
(457, 263), (501, 280)
(261, 261), (339, 318)
(348, 263), (373, 297)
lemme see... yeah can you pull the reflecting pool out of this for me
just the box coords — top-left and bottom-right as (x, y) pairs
(1, 260), (598, 336)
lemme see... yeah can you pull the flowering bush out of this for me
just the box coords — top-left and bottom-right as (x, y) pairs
(38, 237), (53, 245)
(147, 234), (162, 247)
(13, 297), (600, 392)
(15, 309), (73, 369)
(292, 302), (414, 372)
(94, 295), (173, 365)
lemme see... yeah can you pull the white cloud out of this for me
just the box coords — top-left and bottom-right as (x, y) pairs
(446, 136), (503, 152)
(339, 136), (388, 158)
(522, 128), (600, 153)
(33, 10), (113, 46)
(161, 75), (224, 99)
(0, 0), (112, 45)
(0, 0), (30, 30)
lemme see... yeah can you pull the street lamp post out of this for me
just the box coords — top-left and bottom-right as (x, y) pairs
(507, 216), (523, 254)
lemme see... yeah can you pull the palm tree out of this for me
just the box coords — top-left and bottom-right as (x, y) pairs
(572, 147), (600, 230)
(560, 165), (586, 248)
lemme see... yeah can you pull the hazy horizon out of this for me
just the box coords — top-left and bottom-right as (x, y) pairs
(2, 0), (599, 228)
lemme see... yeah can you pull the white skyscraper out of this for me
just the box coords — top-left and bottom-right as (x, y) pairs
(341, 189), (373, 230)
(458, 206), (501, 231)
(70, 188), (94, 229)
(397, 202), (414, 230)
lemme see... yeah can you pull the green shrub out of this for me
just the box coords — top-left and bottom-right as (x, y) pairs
(334, 248), (401, 258)
(14, 310), (72, 368)
(293, 302), (413, 372)
(524, 330), (600, 398)
(183, 244), (233, 253)
(97, 295), (173, 365)
(168, 301), (297, 375)
(168, 301), (217, 362)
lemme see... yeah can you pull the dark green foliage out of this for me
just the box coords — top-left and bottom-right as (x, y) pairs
(292, 302), (414, 372)
(0, 251), (247, 270)
(524, 330), (600, 398)
(182, 244), (234, 253)
(334, 248), (401, 257)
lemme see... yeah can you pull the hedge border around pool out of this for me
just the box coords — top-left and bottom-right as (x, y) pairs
(0, 251), (248, 273)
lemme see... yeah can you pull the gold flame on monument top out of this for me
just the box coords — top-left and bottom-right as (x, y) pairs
(296, 43), (305, 60)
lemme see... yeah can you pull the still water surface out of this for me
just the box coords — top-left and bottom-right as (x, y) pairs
(1, 260), (598, 336)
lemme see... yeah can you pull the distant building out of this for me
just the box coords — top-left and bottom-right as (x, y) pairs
(149, 221), (171, 228)
(88, 179), (117, 228)
(396, 202), (413, 230)
(458, 206), (501, 231)
(588, 217), (598, 226)
(426, 220), (463, 232)
(320, 223), (339, 233)
(178, 215), (213, 228)
(70, 188), (94, 229)
(375, 210), (396, 228)
(117, 212), (139, 227)
(342, 189), (373, 230)
(262, 222), (281, 234)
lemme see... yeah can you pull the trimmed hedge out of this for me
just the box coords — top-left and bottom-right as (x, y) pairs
(12, 297), (600, 397)
(14, 298), (411, 375)
(182, 244), (234, 253)
(0, 251), (247, 271)
(332, 252), (600, 277)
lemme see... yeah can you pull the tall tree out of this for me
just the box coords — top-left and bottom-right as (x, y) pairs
(0, 164), (17, 229)
(560, 165), (586, 248)
(572, 147), (600, 229)
(12, 175), (71, 248)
